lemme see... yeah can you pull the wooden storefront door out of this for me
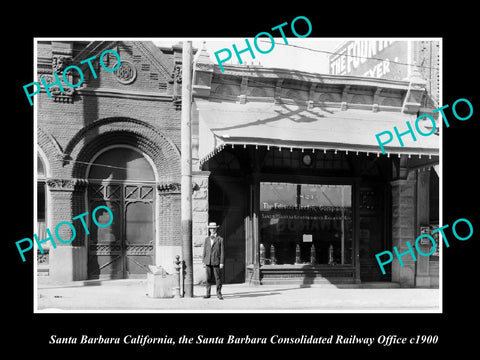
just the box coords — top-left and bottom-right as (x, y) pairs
(87, 183), (154, 279)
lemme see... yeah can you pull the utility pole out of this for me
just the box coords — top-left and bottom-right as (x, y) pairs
(181, 40), (193, 297)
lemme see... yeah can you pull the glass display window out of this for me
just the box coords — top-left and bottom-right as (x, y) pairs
(260, 182), (353, 265)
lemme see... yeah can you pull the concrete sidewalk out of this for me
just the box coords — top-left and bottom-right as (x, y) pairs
(36, 278), (441, 312)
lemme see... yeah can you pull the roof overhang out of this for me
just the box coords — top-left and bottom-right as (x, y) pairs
(196, 99), (439, 165)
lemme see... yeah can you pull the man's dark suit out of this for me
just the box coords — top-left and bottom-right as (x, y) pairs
(203, 235), (224, 297)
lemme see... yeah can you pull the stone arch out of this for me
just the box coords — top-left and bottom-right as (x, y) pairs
(71, 129), (180, 181)
(65, 117), (180, 180)
(37, 127), (64, 178)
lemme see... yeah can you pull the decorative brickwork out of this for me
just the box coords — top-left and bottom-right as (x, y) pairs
(68, 117), (180, 180)
(37, 127), (64, 178)
(36, 40), (183, 281)
(157, 190), (181, 247)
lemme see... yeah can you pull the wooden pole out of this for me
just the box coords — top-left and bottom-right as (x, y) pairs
(181, 41), (193, 297)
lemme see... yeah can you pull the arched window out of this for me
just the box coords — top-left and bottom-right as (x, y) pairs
(37, 154), (48, 266)
(37, 154), (46, 179)
(88, 147), (155, 183)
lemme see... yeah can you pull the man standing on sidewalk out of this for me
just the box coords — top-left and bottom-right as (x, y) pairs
(202, 222), (224, 300)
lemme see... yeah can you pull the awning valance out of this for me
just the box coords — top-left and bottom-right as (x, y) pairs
(196, 99), (439, 165)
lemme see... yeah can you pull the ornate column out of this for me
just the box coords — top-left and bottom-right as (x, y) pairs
(46, 178), (88, 282)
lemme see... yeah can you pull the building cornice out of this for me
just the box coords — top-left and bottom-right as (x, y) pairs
(213, 64), (411, 89)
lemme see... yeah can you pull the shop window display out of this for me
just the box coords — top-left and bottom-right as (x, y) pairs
(260, 182), (353, 265)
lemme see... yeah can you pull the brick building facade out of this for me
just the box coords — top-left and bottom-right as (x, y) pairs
(36, 40), (189, 281)
(36, 39), (440, 288)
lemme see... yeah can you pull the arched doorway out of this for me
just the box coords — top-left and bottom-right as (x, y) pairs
(37, 153), (47, 239)
(87, 146), (156, 279)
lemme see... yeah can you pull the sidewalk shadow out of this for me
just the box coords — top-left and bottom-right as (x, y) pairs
(221, 286), (304, 299)
(224, 291), (282, 299)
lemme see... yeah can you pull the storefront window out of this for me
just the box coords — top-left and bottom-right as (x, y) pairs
(260, 182), (353, 265)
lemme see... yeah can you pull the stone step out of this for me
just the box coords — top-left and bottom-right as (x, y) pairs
(260, 276), (354, 285)
(260, 278), (400, 288)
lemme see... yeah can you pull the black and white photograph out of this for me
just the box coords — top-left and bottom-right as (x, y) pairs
(5, 7), (479, 356)
(32, 37), (442, 313)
